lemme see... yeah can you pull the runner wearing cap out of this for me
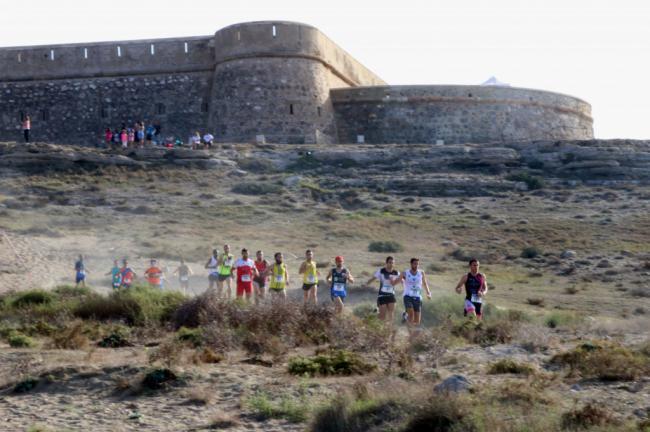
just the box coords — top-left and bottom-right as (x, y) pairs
(299, 249), (320, 305)
(326, 256), (355, 314)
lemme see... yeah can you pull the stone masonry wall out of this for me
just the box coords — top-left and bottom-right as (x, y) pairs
(332, 86), (594, 144)
(0, 73), (211, 145)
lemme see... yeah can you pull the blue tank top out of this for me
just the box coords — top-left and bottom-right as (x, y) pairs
(331, 268), (348, 294)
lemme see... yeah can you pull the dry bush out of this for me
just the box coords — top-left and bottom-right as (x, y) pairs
(514, 322), (557, 353)
(149, 338), (184, 369)
(526, 297), (545, 307)
(551, 341), (650, 381)
(495, 380), (553, 407)
(185, 387), (214, 405)
(451, 319), (515, 346)
(207, 413), (240, 429)
(403, 394), (478, 432)
(49, 320), (89, 350)
(488, 359), (535, 375)
(310, 393), (404, 432)
(191, 347), (224, 364)
(561, 403), (618, 430)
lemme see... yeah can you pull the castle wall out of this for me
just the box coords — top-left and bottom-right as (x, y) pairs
(208, 21), (385, 144)
(0, 73), (211, 144)
(331, 86), (594, 144)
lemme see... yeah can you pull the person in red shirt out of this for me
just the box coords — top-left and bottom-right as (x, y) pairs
(235, 249), (258, 302)
(253, 250), (269, 304)
(144, 259), (164, 289)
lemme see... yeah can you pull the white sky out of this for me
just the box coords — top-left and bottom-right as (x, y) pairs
(1, 0), (648, 139)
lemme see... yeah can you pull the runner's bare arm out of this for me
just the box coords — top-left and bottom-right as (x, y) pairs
(188, 267), (194, 276)
(299, 262), (306, 274)
(455, 275), (467, 293)
(285, 268), (290, 285)
(347, 272), (355, 284)
(326, 269), (333, 283)
(422, 271), (432, 298)
(480, 274), (488, 295)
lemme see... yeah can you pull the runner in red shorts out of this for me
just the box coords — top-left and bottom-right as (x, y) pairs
(235, 248), (258, 302)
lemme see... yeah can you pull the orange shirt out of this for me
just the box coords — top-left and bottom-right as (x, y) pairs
(145, 266), (163, 285)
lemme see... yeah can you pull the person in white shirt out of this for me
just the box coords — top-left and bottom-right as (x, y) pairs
(202, 132), (214, 149)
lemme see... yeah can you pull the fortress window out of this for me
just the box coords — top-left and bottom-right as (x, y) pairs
(317, 107), (322, 117)
(50, 50), (55, 61)
(184, 42), (189, 54)
(117, 46), (122, 57)
(150, 44), (155, 55)
(84, 48), (88, 59)
(289, 104), (294, 115)
(237, 31), (241, 41)
(100, 107), (108, 118)
(468, 93), (473, 97)
(19, 111), (25, 121)
(272, 25), (277, 37)
(17, 53), (22, 63)
(201, 101), (209, 113)
(157, 103), (166, 115)
(41, 109), (50, 121)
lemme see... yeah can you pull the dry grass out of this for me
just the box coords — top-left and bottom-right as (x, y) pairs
(561, 403), (618, 430)
(487, 359), (535, 375)
(48, 320), (89, 350)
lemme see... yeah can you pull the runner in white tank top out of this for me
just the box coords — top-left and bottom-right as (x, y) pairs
(399, 257), (431, 335)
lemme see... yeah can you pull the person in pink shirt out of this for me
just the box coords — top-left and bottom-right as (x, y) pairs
(22, 116), (31, 143)
(120, 128), (128, 148)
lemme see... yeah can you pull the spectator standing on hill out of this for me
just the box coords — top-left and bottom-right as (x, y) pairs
(153, 122), (161, 145)
(127, 128), (135, 146)
(120, 128), (128, 148)
(22, 115), (31, 143)
(104, 128), (113, 147)
(112, 129), (121, 147)
(145, 123), (156, 146)
(190, 132), (201, 150)
(203, 132), (214, 149)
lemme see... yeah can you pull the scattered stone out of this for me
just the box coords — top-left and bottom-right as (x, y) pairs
(434, 374), (472, 394)
(561, 250), (577, 259)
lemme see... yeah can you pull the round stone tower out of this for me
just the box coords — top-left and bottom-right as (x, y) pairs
(208, 21), (385, 144)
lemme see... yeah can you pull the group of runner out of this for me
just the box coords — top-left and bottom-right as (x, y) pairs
(78, 246), (488, 329)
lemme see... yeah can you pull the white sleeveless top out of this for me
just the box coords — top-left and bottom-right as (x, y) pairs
(403, 269), (423, 298)
(207, 256), (218, 274)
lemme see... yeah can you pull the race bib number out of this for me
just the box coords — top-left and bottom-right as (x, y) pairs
(241, 274), (251, 282)
(471, 294), (483, 303)
(275, 275), (284, 282)
(410, 287), (422, 297)
(333, 283), (345, 292)
(307, 275), (316, 283)
(380, 282), (394, 293)
(180, 276), (189, 282)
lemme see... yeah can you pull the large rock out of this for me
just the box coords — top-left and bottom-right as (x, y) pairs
(434, 375), (472, 394)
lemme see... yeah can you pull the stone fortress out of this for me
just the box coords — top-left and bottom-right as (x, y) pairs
(0, 21), (594, 145)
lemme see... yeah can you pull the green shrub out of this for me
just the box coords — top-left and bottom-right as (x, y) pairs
(74, 285), (186, 326)
(98, 329), (133, 348)
(521, 246), (541, 259)
(8, 332), (35, 348)
(231, 182), (283, 195)
(368, 241), (403, 253)
(177, 326), (203, 347)
(12, 290), (54, 308)
(52, 285), (92, 298)
(544, 311), (582, 328)
(247, 391), (309, 423)
(403, 395), (477, 432)
(506, 172), (545, 190)
(288, 349), (376, 377)
(310, 396), (403, 432)
(451, 319), (515, 346)
(488, 359), (535, 375)
(142, 368), (177, 390)
(13, 377), (39, 394)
